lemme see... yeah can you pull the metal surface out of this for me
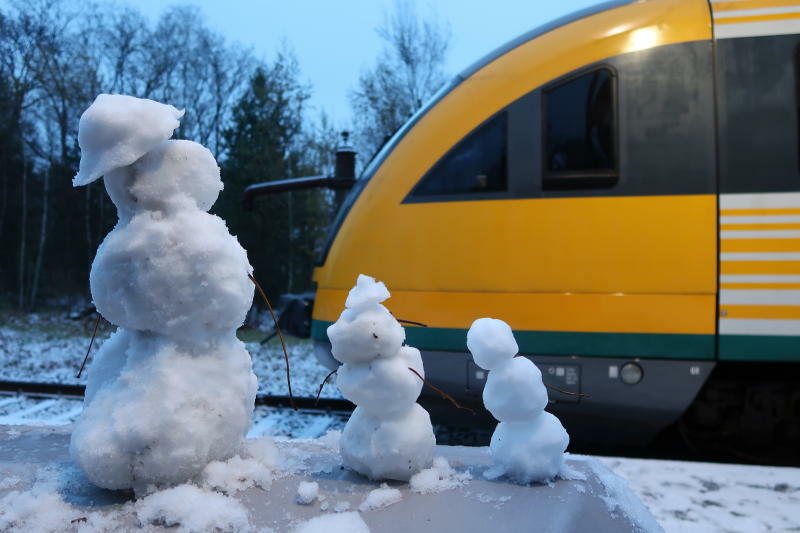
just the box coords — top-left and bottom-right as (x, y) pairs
(0, 425), (660, 533)
(312, 341), (714, 445)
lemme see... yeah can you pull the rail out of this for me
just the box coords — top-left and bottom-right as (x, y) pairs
(0, 380), (354, 413)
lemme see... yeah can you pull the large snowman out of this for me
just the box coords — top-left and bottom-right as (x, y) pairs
(69, 94), (257, 492)
(327, 275), (435, 481)
(467, 318), (569, 483)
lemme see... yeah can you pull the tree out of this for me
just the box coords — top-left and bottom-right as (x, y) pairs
(350, 0), (450, 160)
(216, 52), (332, 300)
(0, 0), (262, 308)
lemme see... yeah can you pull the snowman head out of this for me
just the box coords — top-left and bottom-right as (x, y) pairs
(327, 275), (405, 365)
(104, 140), (223, 218)
(467, 317), (519, 370)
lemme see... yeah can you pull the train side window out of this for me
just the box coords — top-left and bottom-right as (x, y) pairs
(410, 111), (508, 197)
(543, 67), (617, 189)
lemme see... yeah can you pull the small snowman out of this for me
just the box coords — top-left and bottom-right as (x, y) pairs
(327, 275), (435, 481)
(467, 318), (569, 483)
(69, 94), (257, 491)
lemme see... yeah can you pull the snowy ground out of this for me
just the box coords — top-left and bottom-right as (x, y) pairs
(2, 311), (799, 532)
(599, 456), (800, 533)
(0, 310), (342, 398)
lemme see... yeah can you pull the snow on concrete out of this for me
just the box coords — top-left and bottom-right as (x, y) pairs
(201, 453), (273, 494)
(291, 511), (371, 533)
(136, 484), (250, 533)
(409, 456), (471, 494)
(358, 483), (402, 511)
(600, 456), (800, 533)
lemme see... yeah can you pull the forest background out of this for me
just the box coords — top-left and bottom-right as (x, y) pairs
(0, 0), (450, 310)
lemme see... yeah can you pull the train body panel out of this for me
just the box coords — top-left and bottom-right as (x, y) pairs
(303, 0), (800, 445)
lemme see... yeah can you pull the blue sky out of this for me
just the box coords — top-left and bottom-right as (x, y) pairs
(111, 0), (602, 126)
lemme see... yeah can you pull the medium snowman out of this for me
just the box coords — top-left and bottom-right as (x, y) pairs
(69, 94), (257, 492)
(327, 275), (435, 481)
(467, 318), (569, 483)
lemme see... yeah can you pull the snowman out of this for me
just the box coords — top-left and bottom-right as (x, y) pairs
(327, 275), (435, 481)
(467, 318), (569, 483)
(69, 94), (257, 492)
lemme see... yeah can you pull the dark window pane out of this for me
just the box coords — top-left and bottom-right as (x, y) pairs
(412, 112), (508, 196)
(545, 69), (615, 174)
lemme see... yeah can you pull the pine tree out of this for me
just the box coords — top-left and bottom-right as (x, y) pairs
(216, 55), (332, 301)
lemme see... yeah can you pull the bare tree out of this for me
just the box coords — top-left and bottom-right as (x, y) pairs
(350, 0), (450, 160)
(141, 6), (253, 156)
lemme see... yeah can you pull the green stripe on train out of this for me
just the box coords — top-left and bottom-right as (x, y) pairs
(311, 320), (715, 360)
(720, 335), (800, 362)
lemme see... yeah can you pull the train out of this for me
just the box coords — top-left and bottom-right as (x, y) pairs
(244, 0), (800, 451)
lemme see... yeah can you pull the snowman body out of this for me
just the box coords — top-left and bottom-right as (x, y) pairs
(327, 275), (435, 481)
(467, 318), (569, 483)
(69, 95), (257, 491)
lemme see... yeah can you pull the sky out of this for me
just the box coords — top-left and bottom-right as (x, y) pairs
(104, 0), (602, 126)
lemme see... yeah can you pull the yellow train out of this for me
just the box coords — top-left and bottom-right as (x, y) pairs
(246, 0), (800, 447)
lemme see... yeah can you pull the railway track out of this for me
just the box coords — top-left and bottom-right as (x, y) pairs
(0, 379), (354, 411)
(0, 380), (354, 439)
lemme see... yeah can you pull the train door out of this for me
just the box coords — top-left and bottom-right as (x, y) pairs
(712, 1), (800, 361)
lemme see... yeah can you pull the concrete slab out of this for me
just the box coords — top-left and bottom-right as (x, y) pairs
(0, 425), (662, 532)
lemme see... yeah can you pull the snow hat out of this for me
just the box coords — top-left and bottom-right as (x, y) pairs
(73, 94), (184, 187)
(345, 274), (391, 310)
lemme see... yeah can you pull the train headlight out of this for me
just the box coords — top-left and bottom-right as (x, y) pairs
(620, 363), (643, 385)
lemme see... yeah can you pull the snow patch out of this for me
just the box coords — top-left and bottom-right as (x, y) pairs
(409, 457), (471, 494)
(358, 483), (402, 511)
(136, 484), (250, 533)
(200, 454), (272, 494)
(291, 511), (370, 533)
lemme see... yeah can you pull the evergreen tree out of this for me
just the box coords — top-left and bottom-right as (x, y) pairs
(216, 54), (332, 301)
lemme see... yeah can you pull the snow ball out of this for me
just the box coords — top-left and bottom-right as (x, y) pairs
(89, 210), (254, 341)
(201, 454), (272, 493)
(291, 511), (370, 533)
(483, 356), (549, 422)
(296, 481), (319, 505)
(336, 346), (424, 417)
(74, 94), (183, 186)
(327, 304), (405, 365)
(71, 333), (257, 491)
(345, 274), (390, 309)
(136, 484), (249, 533)
(341, 405), (435, 481)
(358, 483), (402, 511)
(104, 139), (222, 218)
(467, 318), (519, 370)
(490, 412), (569, 484)
(409, 456), (471, 494)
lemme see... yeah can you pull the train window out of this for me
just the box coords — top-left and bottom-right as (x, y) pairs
(410, 111), (508, 197)
(543, 67), (617, 188)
